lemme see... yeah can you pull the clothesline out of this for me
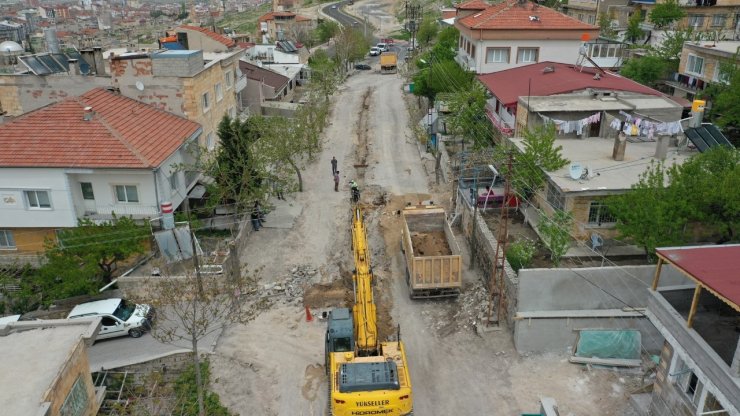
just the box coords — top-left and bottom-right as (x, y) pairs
(615, 110), (683, 138)
(539, 112), (601, 136)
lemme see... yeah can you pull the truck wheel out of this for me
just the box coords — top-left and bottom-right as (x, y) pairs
(129, 328), (143, 338)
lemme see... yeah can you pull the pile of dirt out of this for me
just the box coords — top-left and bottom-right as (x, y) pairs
(419, 279), (498, 338)
(410, 231), (451, 256)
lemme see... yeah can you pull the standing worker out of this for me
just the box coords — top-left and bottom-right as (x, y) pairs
(334, 170), (340, 192)
(350, 180), (360, 203)
(331, 156), (338, 175)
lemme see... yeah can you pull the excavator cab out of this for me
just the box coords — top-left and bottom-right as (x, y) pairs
(325, 308), (354, 372)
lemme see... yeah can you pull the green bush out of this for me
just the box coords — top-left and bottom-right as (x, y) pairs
(506, 239), (536, 272)
(175, 360), (232, 416)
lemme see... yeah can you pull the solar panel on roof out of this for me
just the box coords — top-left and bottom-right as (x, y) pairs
(38, 54), (65, 73)
(705, 124), (733, 147)
(18, 55), (52, 75)
(685, 125), (734, 153)
(52, 53), (70, 71)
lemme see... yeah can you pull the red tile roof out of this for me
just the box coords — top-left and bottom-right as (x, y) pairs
(656, 245), (740, 310)
(457, 0), (597, 30)
(0, 88), (201, 169)
(178, 25), (236, 48)
(455, 0), (489, 10)
(257, 11), (310, 22)
(478, 61), (661, 106)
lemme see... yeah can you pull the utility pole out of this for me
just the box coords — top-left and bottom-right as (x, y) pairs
(486, 152), (513, 327)
(405, 1), (421, 52)
(184, 197), (205, 298)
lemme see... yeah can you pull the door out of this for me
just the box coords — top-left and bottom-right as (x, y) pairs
(80, 182), (96, 214)
(589, 118), (602, 138)
(98, 316), (125, 339)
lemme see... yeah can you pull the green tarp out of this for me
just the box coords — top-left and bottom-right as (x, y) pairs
(574, 330), (641, 360)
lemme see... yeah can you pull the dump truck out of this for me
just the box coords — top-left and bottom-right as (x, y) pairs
(380, 52), (398, 74)
(325, 206), (413, 416)
(401, 205), (462, 299)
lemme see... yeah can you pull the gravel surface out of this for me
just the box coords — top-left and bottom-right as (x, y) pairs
(209, 72), (639, 416)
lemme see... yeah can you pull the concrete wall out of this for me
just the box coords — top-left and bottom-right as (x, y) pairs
(44, 339), (101, 416)
(0, 167), (78, 228)
(514, 265), (689, 354)
(0, 74), (110, 116)
(457, 36), (587, 73)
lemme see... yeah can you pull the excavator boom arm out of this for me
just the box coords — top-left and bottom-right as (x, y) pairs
(352, 207), (378, 353)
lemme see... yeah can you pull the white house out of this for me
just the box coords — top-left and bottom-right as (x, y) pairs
(454, 0), (600, 74)
(0, 88), (201, 260)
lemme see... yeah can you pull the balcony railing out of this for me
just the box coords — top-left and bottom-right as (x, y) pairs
(485, 102), (514, 136)
(78, 203), (160, 220)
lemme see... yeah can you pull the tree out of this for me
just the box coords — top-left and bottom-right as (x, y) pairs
(446, 82), (492, 148)
(620, 55), (667, 87)
(625, 11), (645, 43)
(412, 59), (475, 102)
(607, 147), (740, 257)
(333, 28), (370, 75)
(308, 49), (340, 101)
(652, 28), (698, 72)
(416, 17), (439, 48)
(142, 264), (258, 416)
(315, 20), (339, 44)
(598, 12), (617, 39)
(648, 0), (686, 28)
(510, 124), (570, 198)
(539, 210), (573, 266)
(429, 26), (458, 61)
(708, 64), (740, 134)
(54, 216), (149, 283)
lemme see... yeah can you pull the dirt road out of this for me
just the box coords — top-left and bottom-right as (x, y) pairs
(210, 73), (636, 415)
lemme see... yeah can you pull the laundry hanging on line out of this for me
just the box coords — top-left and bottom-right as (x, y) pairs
(539, 112), (601, 136)
(614, 110), (683, 137)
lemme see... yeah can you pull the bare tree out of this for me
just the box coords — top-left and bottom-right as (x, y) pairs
(141, 259), (261, 416)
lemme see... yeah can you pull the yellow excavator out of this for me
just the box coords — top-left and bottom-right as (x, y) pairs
(325, 206), (413, 416)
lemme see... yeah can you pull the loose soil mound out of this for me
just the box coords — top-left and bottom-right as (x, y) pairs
(411, 231), (451, 256)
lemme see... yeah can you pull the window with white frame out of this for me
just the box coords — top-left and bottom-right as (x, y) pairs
(486, 47), (510, 63)
(711, 14), (726, 27)
(80, 182), (95, 200)
(546, 183), (565, 211)
(215, 83), (223, 102)
(587, 201), (617, 225)
(225, 71), (233, 89)
(229, 106), (236, 118)
(169, 173), (179, 193)
(202, 92), (211, 113)
(114, 185), (139, 203)
(25, 190), (51, 209)
(590, 44), (600, 58)
(686, 54), (704, 75)
(517, 48), (538, 63)
(673, 356), (703, 408)
(688, 14), (704, 28)
(587, 14), (595, 24)
(715, 64), (731, 83)
(702, 391), (727, 414)
(0, 230), (16, 250)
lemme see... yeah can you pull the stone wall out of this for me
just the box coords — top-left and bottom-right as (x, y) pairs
(44, 339), (101, 416)
(649, 341), (695, 416)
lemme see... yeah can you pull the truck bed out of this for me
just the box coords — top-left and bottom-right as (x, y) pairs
(402, 206), (462, 298)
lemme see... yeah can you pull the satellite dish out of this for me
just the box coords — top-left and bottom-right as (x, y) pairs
(569, 163), (584, 180)
(135, 81), (145, 91)
(79, 61), (91, 75)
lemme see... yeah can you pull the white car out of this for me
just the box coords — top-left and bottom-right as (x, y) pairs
(68, 298), (154, 339)
(369, 47), (380, 56)
(376, 43), (389, 52)
(331, 4), (337, 8)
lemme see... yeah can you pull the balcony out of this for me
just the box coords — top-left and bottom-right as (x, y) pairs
(647, 288), (740, 409)
(485, 101), (515, 136)
(235, 74), (247, 92)
(78, 203), (160, 221)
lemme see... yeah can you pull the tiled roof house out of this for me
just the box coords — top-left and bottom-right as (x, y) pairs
(454, 0), (599, 73)
(0, 88), (202, 260)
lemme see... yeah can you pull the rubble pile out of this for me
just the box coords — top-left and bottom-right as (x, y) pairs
(422, 279), (492, 337)
(260, 264), (318, 305)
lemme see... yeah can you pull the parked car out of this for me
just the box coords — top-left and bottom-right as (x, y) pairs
(355, 64), (371, 70)
(331, 4), (337, 8)
(376, 43), (389, 52)
(369, 47), (380, 56)
(68, 298), (155, 339)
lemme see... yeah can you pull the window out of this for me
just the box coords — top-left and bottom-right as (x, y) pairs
(169, 173), (179, 192)
(683, 372), (703, 407)
(215, 83), (223, 102)
(517, 48), (538, 63)
(80, 182), (94, 200)
(459, 36), (463, 48)
(687, 54), (704, 75)
(471, 44), (476, 59)
(587, 14), (595, 24)
(229, 106), (236, 119)
(711, 14), (726, 27)
(703, 392), (726, 414)
(486, 47), (510, 63)
(202, 92), (211, 112)
(0, 230), (15, 250)
(546, 183), (565, 211)
(590, 44), (600, 58)
(225, 71), (233, 89)
(25, 190), (51, 209)
(114, 185), (139, 203)
(206, 132), (215, 150)
(716, 65), (731, 83)
(60, 377), (89, 416)
(587, 201), (617, 225)
(688, 14), (705, 27)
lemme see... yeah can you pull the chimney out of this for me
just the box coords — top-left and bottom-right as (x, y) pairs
(92, 46), (106, 75)
(654, 134), (670, 161)
(612, 131), (627, 161)
(82, 106), (94, 121)
(68, 58), (80, 75)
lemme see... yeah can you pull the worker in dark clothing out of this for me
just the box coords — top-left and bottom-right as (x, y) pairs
(331, 156), (338, 175)
(350, 180), (360, 203)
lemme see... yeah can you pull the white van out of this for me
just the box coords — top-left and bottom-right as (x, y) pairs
(376, 43), (389, 52)
(68, 298), (154, 339)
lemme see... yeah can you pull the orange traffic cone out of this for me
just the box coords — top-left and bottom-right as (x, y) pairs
(305, 305), (313, 322)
